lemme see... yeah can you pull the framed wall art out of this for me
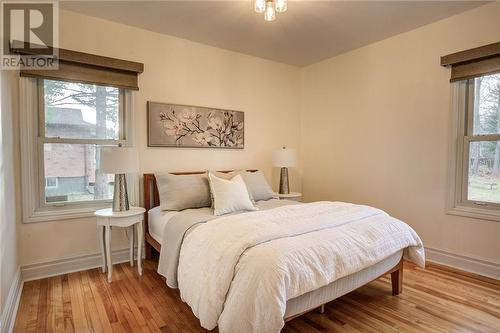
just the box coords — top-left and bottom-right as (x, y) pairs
(147, 102), (244, 149)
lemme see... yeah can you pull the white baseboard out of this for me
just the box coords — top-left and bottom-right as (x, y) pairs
(425, 247), (500, 280)
(21, 247), (142, 282)
(1, 269), (23, 333)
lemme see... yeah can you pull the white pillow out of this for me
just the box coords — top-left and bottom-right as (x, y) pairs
(211, 170), (276, 201)
(208, 173), (257, 216)
(211, 170), (254, 203)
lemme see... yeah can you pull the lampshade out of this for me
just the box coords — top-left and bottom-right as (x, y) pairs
(99, 147), (139, 174)
(272, 147), (297, 168)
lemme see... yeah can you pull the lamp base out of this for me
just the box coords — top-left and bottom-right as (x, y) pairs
(279, 167), (290, 195)
(112, 174), (130, 212)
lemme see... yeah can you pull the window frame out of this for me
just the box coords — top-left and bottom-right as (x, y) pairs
(448, 78), (500, 221)
(20, 77), (137, 223)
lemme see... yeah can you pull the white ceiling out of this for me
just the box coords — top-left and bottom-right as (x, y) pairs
(60, 1), (487, 67)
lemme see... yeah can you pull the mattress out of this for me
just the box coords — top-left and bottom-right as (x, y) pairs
(148, 206), (178, 244)
(284, 250), (403, 319)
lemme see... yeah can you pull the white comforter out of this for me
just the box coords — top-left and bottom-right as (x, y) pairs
(177, 202), (424, 333)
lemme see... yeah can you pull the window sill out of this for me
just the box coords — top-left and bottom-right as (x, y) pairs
(23, 201), (113, 223)
(446, 205), (500, 223)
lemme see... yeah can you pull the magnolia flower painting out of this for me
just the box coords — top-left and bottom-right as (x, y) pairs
(147, 102), (244, 148)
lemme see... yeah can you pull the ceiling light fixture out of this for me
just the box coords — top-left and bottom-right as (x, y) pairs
(274, 0), (287, 13)
(254, 0), (287, 21)
(264, 0), (276, 21)
(254, 0), (265, 13)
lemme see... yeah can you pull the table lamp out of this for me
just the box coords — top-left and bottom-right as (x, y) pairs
(272, 147), (297, 194)
(99, 146), (139, 212)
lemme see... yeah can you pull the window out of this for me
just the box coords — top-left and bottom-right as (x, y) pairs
(41, 79), (122, 204)
(449, 73), (500, 220)
(20, 78), (134, 222)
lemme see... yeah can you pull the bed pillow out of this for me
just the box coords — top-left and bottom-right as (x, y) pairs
(212, 170), (275, 201)
(211, 170), (243, 180)
(155, 172), (211, 211)
(241, 171), (276, 201)
(208, 172), (257, 216)
(210, 170), (255, 201)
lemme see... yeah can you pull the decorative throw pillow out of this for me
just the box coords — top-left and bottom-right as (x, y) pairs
(211, 170), (244, 180)
(208, 172), (257, 216)
(155, 172), (211, 211)
(211, 170), (276, 201)
(210, 170), (254, 200)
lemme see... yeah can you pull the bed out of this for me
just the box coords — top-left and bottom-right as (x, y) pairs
(143, 171), (424, 333)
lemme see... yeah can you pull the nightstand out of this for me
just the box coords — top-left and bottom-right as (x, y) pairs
(277, 192), (303, 202)
(95, 207), (146, 282)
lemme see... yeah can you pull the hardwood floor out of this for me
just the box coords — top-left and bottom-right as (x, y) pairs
(14, 260), (500, 333)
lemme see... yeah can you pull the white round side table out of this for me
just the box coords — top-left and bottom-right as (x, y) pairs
(94, 207), (146, 282)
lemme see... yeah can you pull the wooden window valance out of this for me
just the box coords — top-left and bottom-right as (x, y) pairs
(10, 41), (144, 90)
(441, 41), (500, 82)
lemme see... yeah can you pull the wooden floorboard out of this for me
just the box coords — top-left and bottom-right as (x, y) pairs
(14, 261), (500, 333)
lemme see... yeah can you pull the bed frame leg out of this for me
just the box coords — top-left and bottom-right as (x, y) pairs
(315, 304), (325, 315)
(145, 242), (152, 260)
(391, 266), (403, 295)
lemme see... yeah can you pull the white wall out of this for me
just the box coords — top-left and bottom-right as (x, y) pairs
(0, 69), (20, 323)
(16, 9), (302, 266)
(300, 2), (500, 264)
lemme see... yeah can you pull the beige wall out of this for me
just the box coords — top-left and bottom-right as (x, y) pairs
(1, 70), (19, 315)
(300, 2), (500, 263)
(16, 9), (301, 265)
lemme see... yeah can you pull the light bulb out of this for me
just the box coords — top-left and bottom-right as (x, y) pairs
(254, 0), (265, 13)
(264, 1), (276, 21)
(275, 0), (287, 13)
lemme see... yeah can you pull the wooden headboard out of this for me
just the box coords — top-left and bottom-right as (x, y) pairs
(143, 170), (257, 256)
